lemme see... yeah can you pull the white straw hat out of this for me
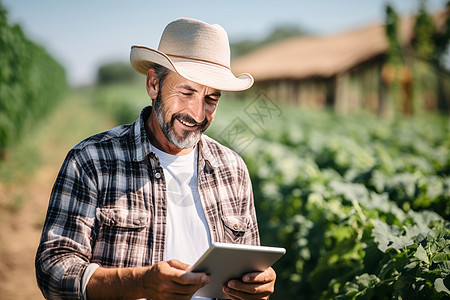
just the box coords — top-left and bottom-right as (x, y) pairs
(130, 18), (254, 91)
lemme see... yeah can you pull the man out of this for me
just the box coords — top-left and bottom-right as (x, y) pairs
(36, 18), (276, 300)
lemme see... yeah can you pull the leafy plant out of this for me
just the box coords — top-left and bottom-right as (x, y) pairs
(210, 100), (449, 299)
(0, 1), (67, 156)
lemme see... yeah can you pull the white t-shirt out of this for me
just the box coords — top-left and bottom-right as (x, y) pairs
(152, 145), (212, 300)
(151, 145), (211, 264)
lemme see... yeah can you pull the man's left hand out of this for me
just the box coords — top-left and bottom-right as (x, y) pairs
(223, 267), (276, 300)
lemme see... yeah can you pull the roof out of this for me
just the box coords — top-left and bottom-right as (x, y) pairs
(231, 12), (446, 81)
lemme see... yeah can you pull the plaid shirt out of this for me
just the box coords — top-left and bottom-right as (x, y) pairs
(35, 106), (260, 300)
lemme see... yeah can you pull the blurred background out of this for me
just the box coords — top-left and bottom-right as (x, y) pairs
(0, 0), (449, 299)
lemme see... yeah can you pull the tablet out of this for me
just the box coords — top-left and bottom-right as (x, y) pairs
(190, 242), (286, 299)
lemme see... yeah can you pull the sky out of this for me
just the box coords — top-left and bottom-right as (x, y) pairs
(2, 0), (448, 86)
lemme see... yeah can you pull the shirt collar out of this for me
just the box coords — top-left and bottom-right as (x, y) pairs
(198, 135), (221, 169)
(132, 106), (155, 162)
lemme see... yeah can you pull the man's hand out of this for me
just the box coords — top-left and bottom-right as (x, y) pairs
(86, 259), (209, 300)
(143, 259), (210, 300)
(223, 267), (276, 300)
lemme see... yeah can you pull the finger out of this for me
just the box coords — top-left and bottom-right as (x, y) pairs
(177, 271), (210, 286)
(226, 280), (273, 296)
(168, 259), (191, 271)
(159, 275), (208, 296)
(165, 267), (209, 286)
(223, 284), (271, 300)
(223, 286), (243, 300)
(166, 260), (209, 285)
(242, 267), (276, 283)
(159, 261), (209, 286)
(168, 280), (206, 296)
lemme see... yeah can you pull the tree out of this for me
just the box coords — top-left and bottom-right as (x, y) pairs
(97, 61), (139, 85)
(412, 0), (450, 113)
(381, 4), (409, 117)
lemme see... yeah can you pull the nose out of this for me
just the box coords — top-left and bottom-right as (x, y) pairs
(189, 95), (206, 123)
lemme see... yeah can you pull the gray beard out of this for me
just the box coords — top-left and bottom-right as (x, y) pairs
(153, 91), (206, 149)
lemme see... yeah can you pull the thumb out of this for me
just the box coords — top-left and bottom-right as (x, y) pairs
(167, 260), (209, 285)
(167, 259), (191, 271)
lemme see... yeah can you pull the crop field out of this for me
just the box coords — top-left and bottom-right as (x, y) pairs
(214, 96), (449, 299)
(93, 84), (450, 299)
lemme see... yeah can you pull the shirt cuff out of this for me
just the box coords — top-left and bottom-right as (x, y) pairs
(81, 263), (100, 300)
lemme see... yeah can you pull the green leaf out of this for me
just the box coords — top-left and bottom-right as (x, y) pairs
(434, 278), (450, 295)
(404, 261), (418, 270)
(355, 273), (380, 288)
(437, 260), (450, 275)
(372, 220), (414, 252)
(433, 252), (449, 263)
(414, 244), (430, 264)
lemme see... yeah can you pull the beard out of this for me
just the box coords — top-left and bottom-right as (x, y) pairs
(153, 90), (208, 149)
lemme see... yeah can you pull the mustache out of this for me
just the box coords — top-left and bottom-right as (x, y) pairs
(172, 113), (208, 129)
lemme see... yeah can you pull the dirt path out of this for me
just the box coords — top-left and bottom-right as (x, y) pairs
(0, 161), (58, 299)
(0, 91), (116, 299)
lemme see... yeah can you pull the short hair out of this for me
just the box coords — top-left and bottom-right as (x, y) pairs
(150, 63), (170, 87)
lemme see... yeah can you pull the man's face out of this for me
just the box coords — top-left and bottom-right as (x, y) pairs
(153, 71), (221, 150)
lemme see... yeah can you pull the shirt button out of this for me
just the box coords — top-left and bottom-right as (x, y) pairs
(155, 172), (161, 179)
(233, 224), (239, 230)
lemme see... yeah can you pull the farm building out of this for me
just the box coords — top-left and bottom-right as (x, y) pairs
(231, 12), (450, 115)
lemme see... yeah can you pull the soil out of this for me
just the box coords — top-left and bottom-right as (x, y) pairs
(0, 164), (57, 299)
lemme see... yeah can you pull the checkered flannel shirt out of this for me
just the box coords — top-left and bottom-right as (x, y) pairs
(35, 106), (260, 300)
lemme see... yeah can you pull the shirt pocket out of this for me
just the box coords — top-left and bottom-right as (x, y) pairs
(221, 215), (251, 244)
(96, 208), (149, 229)
(93, 208), (150, 267)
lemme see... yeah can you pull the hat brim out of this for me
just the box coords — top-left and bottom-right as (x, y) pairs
(130, 46), (254, 91)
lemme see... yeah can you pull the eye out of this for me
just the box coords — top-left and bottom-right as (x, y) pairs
(205, 96), (219, 104)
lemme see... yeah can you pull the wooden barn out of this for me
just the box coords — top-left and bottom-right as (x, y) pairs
(231, 13), (449, 115)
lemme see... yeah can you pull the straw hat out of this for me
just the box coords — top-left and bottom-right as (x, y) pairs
(130, 18), (254, 91)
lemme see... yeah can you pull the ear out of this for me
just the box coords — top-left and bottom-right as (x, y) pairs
(146, 68), (159, 100)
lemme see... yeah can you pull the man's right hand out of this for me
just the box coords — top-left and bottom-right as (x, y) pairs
(142, 259), (210, 299)
(86, 259), (210, 300)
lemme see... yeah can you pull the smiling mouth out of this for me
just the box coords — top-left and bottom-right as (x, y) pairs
(177, 117), (198, 128)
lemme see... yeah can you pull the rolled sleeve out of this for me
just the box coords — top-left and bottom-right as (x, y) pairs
(36, 149), (98, 299)
(81, 263), (100, 300)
